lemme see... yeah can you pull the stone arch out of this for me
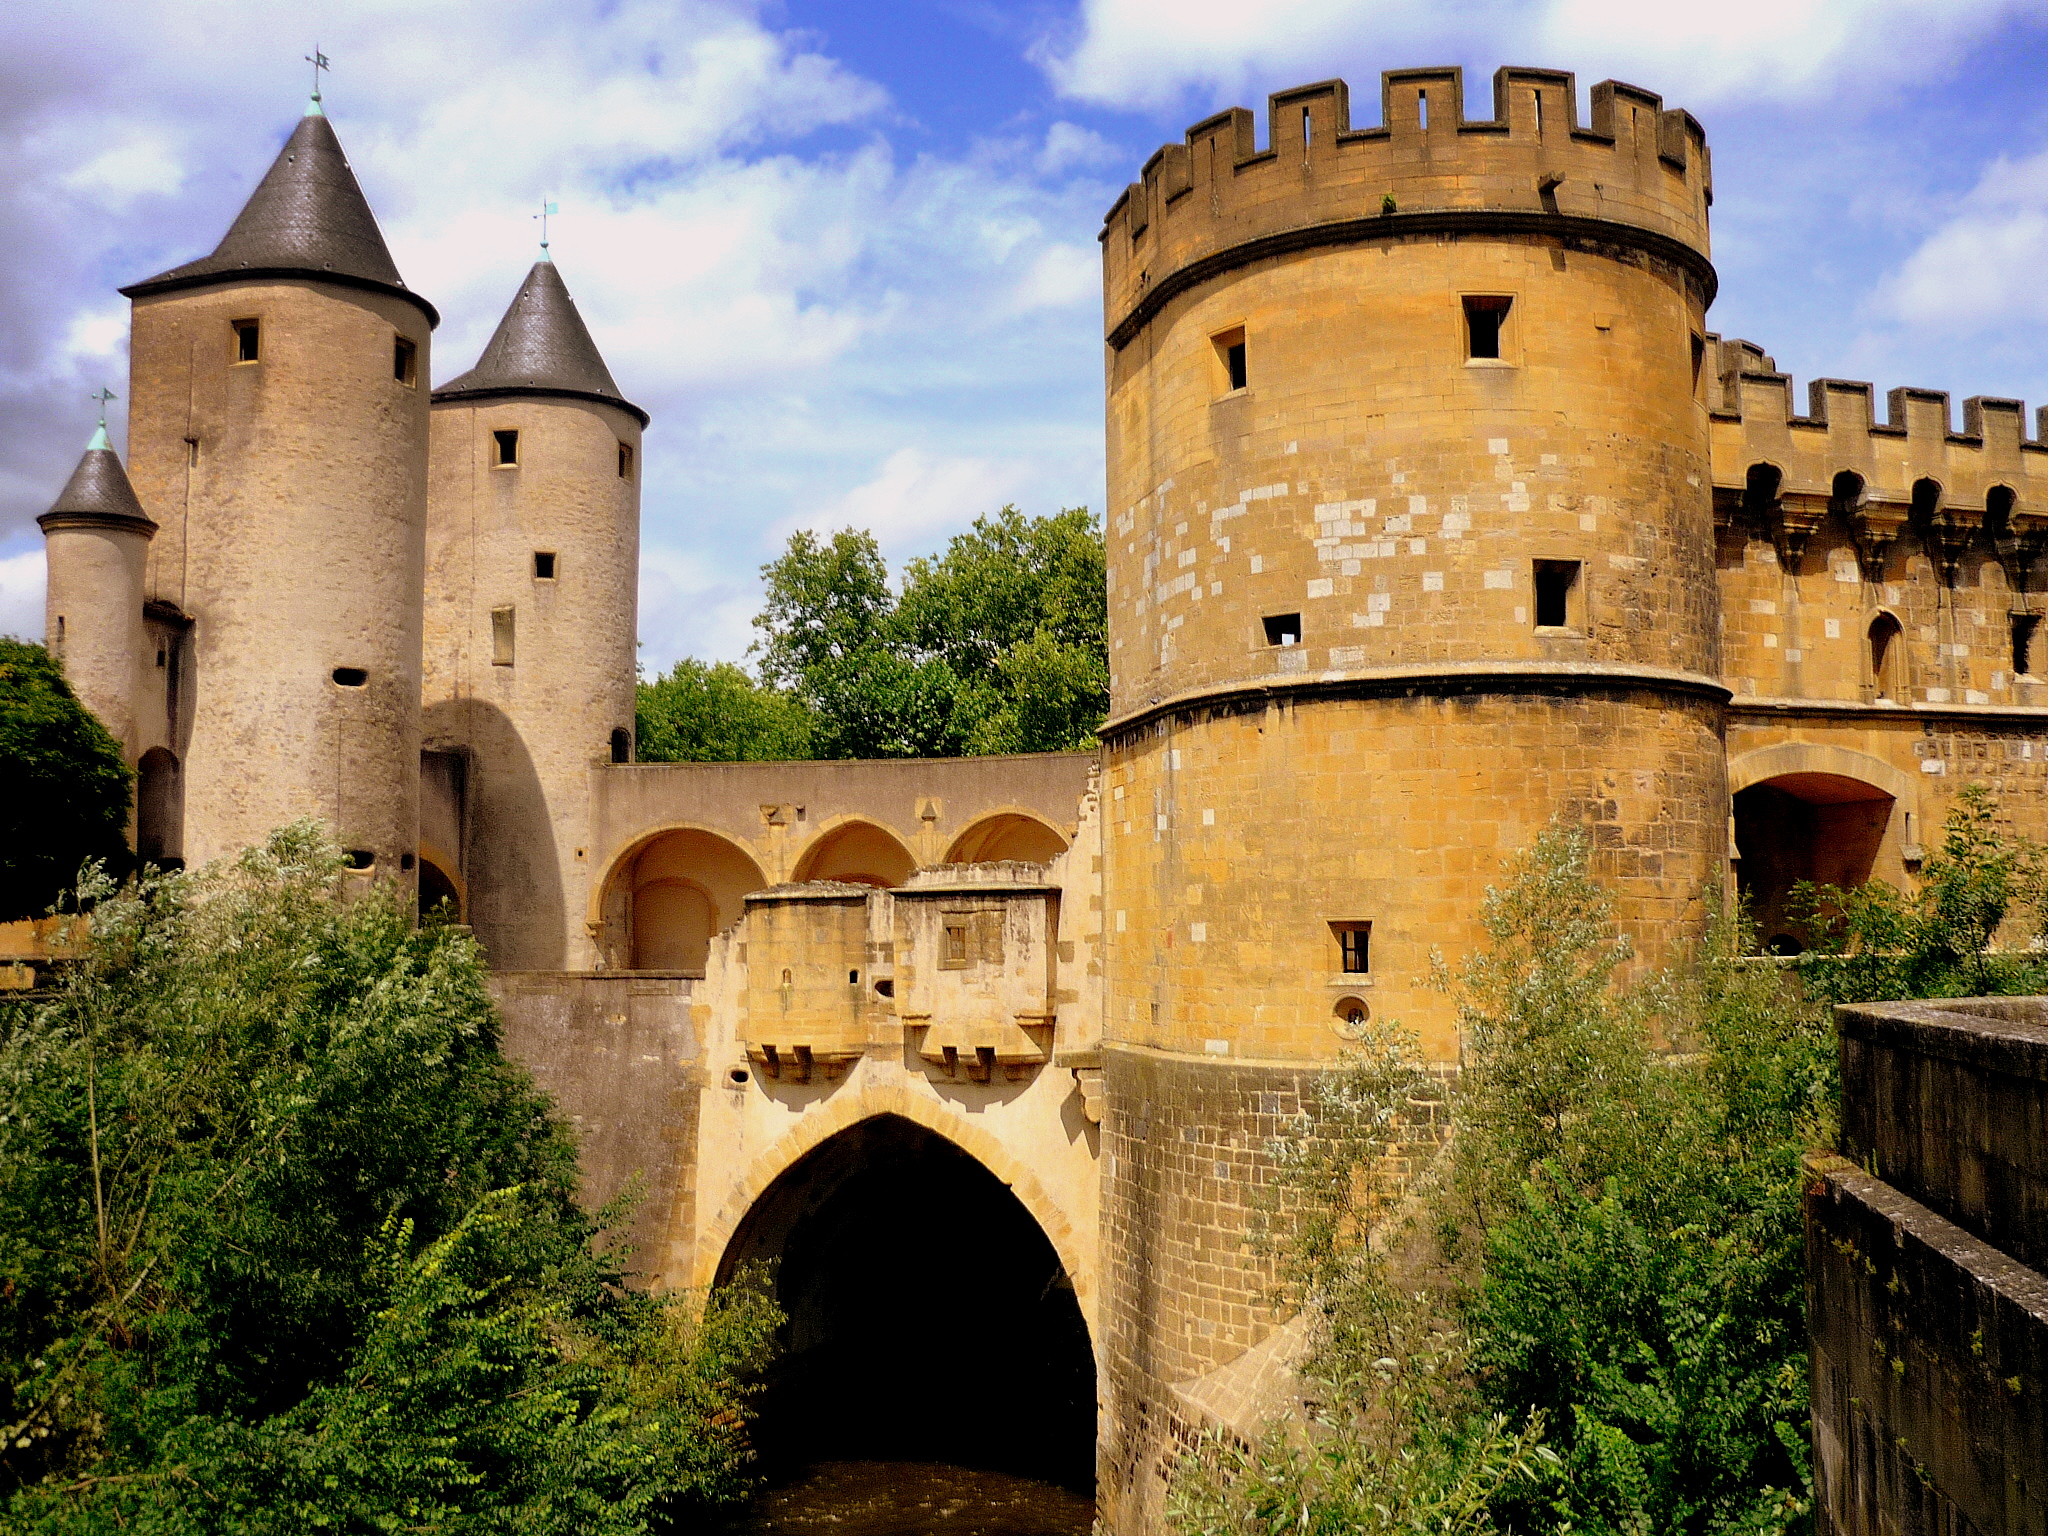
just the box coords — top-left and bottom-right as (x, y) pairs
(1865, 608), (1907, 701)
(417, 839), (465, 920)
(595, 824), (767, 973)
(1728, 741), (1915, 804)
(789, 816), (918, 888)
(944, 809), (1071, 865)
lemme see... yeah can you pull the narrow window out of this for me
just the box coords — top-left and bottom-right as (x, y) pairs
(1301, 106), (1312, 148)
(2013, 613), (2040, 677)
(1330, 921), (1371, 974)
(185, 437), (200, 468)
(533, 551), (557, 580)
(1690, 334), (1706, 392)
(1869, 613), (1904, 700)
(55, 616), (65, 646)
(1418, 89), (1429, 130)
(493, 429), (520, 467)
(393, 336), (417, 384)
(331, 666), (368, 688)
(1464, 296), (1511, 360)
(1212, 326), (1247, 393)
(1262, 613), (1301, 647)
(1533, 89), (1544, 134)
(491, 605), (515, 667)
(156, 647), (166, 668)
(232, 320), (260, 363)
(618, 441), (633, 479)
(609, 727), (631, 764)
(1534, 560), (1579, 628)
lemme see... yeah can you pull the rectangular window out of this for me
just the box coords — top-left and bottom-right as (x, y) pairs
(232, 320), (260, 363)
(1464, 295), (1511, 360)
(491, 605), (515, 667)
(1690, 333), (1707, 393)
(393, 336), (417, 385)
(1534, 560), (1580, 629)
(2013, 613), (2040, 676)
(533, 551), (557, 580)
(1262, 612), (1301, 647)
(1331, 921), (1371, 974)
(618, 441), (634, 479)
(941, 917), (972, 969)
(1212, 325), (1247, 393)
(493, 429), (520, 467)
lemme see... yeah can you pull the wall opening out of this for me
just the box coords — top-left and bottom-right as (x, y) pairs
(1533, 559), (1580, 629)
(609, 827), (767, 973)
(135, 748), (182, 869)
(1212, 326), (1247, 393)
(419, 854), (461, 920)
(618, 441), (633, 479)
(1869, 613), (1904, 700)
(1262, 612), (1301, 647)
(717, 1115), (1093, 1489)
(944, 813), (1070, 865)
(1734, 773), (1894, 954)
(609, 727), (632, 764)
(393, 336), (417, 385)
(493, 429), (520, 467)
(232, 320), (260, 363)
(1329, 919), (1371, 974)
(2013, 613), (2040, 677)
(791, 820), (917, 888)
(533, 551), (556, 580)
(1463, 295), (1510, 359)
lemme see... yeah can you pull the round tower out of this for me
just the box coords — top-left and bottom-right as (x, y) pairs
(423, 257), (644, 968)
(118, 102), (435, 878)
(39, 424), (155, 754)
(1094, 67), (1727, 1527)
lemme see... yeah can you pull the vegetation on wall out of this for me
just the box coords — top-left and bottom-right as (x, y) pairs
(0, 826), (776, 1532)
(636, 505), (1108, 762)
(1176, 786), (2044, 1536)
(0, 639), (131, 922)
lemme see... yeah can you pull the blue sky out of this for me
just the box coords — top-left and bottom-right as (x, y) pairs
(3, 0), (2047, 668)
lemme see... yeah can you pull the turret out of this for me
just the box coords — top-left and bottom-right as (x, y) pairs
(118, 100), (434, 878)
(423, 257), (645, 966)
(38, 424), (154, 752)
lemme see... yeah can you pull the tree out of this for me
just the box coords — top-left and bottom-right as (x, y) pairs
(0, 639), (131, 919)
(0, 826), (776, 1531)
(636, 658), (815, 763)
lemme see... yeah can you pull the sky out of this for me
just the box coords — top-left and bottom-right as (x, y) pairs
(3, 0), (2047, 669)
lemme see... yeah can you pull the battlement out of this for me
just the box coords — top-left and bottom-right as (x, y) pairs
(1102, 66), (1713, 347)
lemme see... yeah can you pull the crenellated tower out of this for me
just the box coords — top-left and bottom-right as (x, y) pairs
(118, 101), (435, 879)
(423, 257), (645, 968)
(1095, 67), (1729, 1528)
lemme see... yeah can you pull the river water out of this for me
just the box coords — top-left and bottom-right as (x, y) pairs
(720, 1460), (1094, 1536)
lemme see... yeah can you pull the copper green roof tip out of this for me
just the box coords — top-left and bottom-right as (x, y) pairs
(87, 423), (111, 451)
(305, 94), (325, 117)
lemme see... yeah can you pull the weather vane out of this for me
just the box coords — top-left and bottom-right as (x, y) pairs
(90, 387), (116, 427)
(306, 46), (330, 108)
(535, 200), (559, 258)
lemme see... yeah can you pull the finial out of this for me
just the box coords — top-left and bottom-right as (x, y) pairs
(88, 387), (115, 450)
(534, 200), (558, 261)
(305, 46), (330, 116)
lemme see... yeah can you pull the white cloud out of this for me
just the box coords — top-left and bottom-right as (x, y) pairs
(0, 549), (47, 642)
(1040, 0), (2032, 111)
(1882, 147), (2048, 330)
(787, 447), (1026, 554)
(58, 135), (185, 209)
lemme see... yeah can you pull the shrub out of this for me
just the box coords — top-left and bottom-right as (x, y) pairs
(0, 638), (131, 920)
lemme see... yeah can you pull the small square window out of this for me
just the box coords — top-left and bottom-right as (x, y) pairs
(1463, 295), (1511, 360)
(493, 429), (520, 467)
(1262, 613), (1301, 647)
(1330, 921), (1371, 974)
(232, 320), (260, 363)
(533, 551), (557, 580)
(1533, 560), (1580, 629)
(393, 336), (418, 385)
(1212, 326), (1247, 393)
(618, 441), (634, 479)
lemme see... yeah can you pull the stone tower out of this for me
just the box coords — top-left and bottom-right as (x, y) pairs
(423, 258), (645, 969)
(39, 427), (156, 758)
(1094, 68), (1727, 1526)
(118, 103), (436, 877)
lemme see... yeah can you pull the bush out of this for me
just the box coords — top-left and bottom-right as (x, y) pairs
(636, 658), (815, 763)
(0, 638), (131, 920)
(0, 826), (776, 1531)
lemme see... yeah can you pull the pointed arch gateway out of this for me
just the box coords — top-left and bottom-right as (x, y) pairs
(712, 1110), (1095, 1487)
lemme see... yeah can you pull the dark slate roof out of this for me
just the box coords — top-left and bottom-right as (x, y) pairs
(38, 438), (155, 533)
(432, 261), (647, 425)
(120, 112), (437, 327)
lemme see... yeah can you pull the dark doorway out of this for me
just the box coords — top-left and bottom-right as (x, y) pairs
(1734, 773), (1894, 952)
(718, 1115), (1094, 1490)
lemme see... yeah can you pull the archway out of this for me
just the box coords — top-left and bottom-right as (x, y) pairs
(944, 811), (1070, 865)
(418, 851), (463, 920)
(717, 1114), (1094, 1488)
(135, 748), (182, 868)
(606, 827), (767, 973)
(1734, 772), (1894, 952)
(789, 819), (917, 888)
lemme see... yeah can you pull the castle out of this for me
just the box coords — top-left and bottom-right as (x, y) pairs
(28, 65), (2048, 1529)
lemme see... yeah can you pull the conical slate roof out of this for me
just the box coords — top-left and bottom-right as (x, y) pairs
(38, 429), (155, 533)
(120, 111), (437, 326)
(433, 261), (647, 425)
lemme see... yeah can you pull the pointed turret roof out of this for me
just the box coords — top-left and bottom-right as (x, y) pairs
(432, 261), (647, 425)
(38, 431), (155, 535)
(120, 111), (437, 327)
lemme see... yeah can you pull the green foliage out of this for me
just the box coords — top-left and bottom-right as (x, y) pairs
(635, 657), (815, 763)
(0, 826), (777, 1531)
(1792, 781), (2048, 1003)
(750, 507), (1108, 758)
(0, 639), (132, 920)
